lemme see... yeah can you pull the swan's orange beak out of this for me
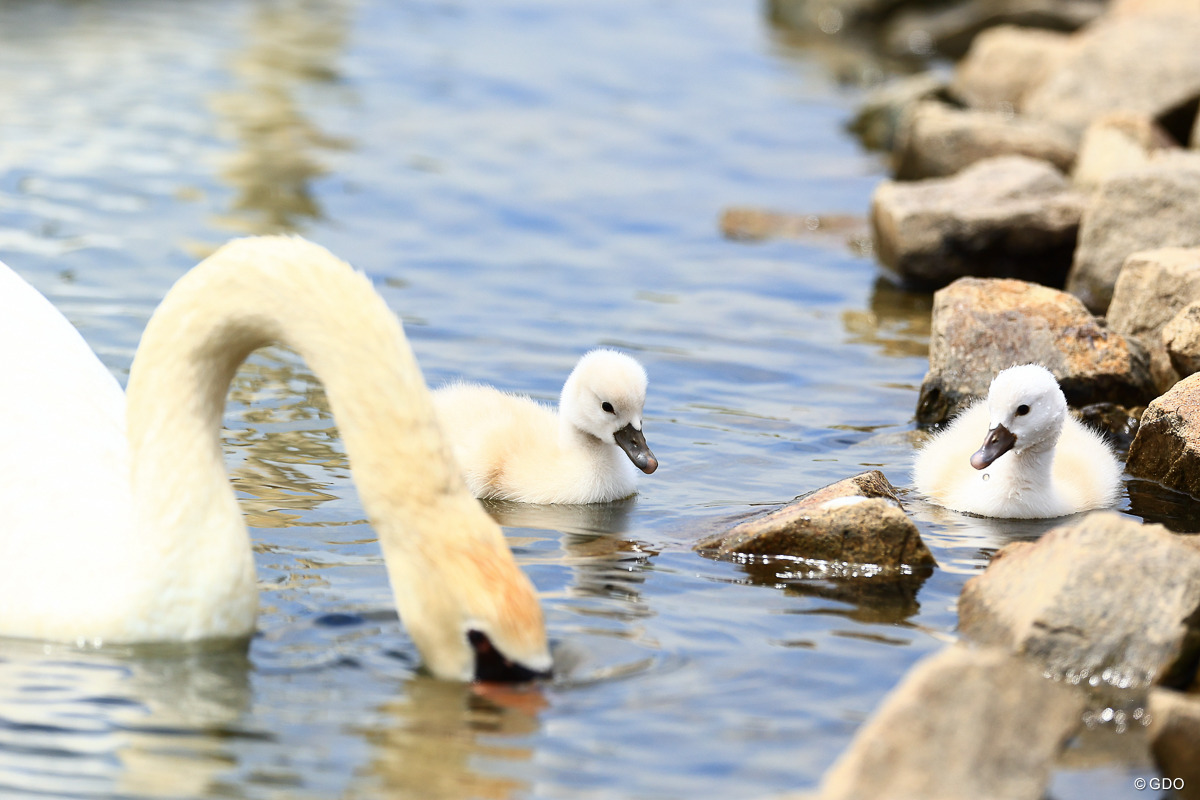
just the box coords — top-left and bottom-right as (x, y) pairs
(971, 423), (1017, 470)
(614, 423), (658, 474)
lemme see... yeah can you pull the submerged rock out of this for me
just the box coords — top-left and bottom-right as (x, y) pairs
(694, 471), (934, 569)
(871, 155), (1084, 289)
(1067, 155), (1200, 314)
(916, 276), (1154, 424)
(893, 101), (1076, 179)
(1108, 247), (1200, 392)
(1148, 689), (1200, 798)
(817, 644), (1085, 800)
(1127, 373), (1200, 499)
(948, 24), (1073, 112)
(958, 511), (1200, 689)
(1022, 12), (1200, 141)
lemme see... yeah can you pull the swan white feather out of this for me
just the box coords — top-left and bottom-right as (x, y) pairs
(913, 364), (1122, 519)
(433, 350), (658, 504)
(0, 236), (550, 682)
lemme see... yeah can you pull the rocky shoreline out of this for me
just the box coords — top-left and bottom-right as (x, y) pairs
(713, 0), (1200, 795)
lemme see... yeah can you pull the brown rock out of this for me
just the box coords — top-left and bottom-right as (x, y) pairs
(949, 25), (1073, 112)
(1127, 372), (1200, 499)
(1072, 112), (1177, 191)
(916, 277), (1155, 424)
(1066, 154), (1200, 314)
(871, 155), (1085, 290)
(1107, 247), (1200, 391)
(894, 101), (1077, 179)
(1023, 13), (1200, 141)
(1164, 302), (1200, 378)
(818, 644), (1085, 800)
(1148, 689), (1200, 798)
(959, 511), (1200, 689)
(694, 471), (935, 569)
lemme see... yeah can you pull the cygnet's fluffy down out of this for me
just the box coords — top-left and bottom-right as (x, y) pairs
(913, 364), (1122, 519)
(433, 349), (658, 504)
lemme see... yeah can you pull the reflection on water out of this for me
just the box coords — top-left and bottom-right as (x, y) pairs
(0, 641), (251, 799)
(354, 677), (542, 800)
(210, 0), (354, 234)
(842, 277), (933, 360)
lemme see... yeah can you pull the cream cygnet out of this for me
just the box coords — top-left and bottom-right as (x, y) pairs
(913, 364), (1122, 519)
(0, 236), (550, 683)
(433, 349), (658, 504)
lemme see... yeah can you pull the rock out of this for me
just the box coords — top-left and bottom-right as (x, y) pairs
(871, 155), (1085, 289)
(849, 72), (947, 153)
(1148, 689), (1200, 798)
(959, 511), (1200, 689)
(1164, 302), (1200, 378)
(1107, 247), (1200, 391)
(1066, 154), (1200, 314)
(1071, 112), (1177, 191)
(880, 0), (1105, 60)
(1074, 402), (1143, 452)
(818, 644), (1085, 800)
(718, 207), (869, 249)
(916, 277), (1155, 425)
(948, 24), (1073, 113)
(893, 101), (1076, 179)
(1023, 13), (1200, 142)
(693, 470), (935, 569)
(1127, 372), (1200, 499)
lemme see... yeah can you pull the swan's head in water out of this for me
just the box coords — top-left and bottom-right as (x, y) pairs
(559, 349), (658, 474)
(970, 364), (1068, 470)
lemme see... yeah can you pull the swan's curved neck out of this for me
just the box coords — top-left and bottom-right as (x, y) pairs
(122, 237), (501, 643)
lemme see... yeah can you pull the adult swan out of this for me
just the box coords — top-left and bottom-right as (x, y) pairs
(0, 236), (552, 683)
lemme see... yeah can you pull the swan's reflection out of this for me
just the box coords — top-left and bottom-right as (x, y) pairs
(210, 0), (354, 235)
(0, 640), (251, 799)
(353, 676), (543, 800)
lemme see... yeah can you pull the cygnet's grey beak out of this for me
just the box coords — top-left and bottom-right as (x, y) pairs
(970, 423), (1017, 470)
(614, 423), (658, 474)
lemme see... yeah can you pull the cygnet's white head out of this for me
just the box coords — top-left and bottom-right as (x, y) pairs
(970, 363), (1068, 470)
(559, 349), (658, 474)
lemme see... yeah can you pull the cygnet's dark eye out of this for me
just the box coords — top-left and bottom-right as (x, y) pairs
(1016, 404), (1031, 416)
(601, 401), (615, 414)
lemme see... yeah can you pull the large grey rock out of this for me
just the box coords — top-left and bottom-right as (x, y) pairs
(818, 644), (1085, 800)
(1163, 302), (1200, 378)
(1023, 13), (1200, 141)
(949, 25), (1073, 112)
(1071, 112), (1177, 191)
(959, 511), (1200, 689)
(1067, 154), (1200, 314)
(1148, 689), (1200, 799)
(894, 101), (1076, 179)
(1127, 372), (1200, 499)
(916, 277), (1154, 424)
(871, 155), (1085, 289)
(694, 470), (935, 569)
(1107, 247), (1200, 391)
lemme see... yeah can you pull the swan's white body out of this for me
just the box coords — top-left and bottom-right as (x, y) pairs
(433, 350), (657, 504)
(0, 236), (550, 681)
(913, 364), (1122, 519)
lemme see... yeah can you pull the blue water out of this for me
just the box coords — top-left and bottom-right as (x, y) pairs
(0, 1), (1158, 797)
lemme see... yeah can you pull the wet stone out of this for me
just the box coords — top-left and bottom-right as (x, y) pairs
(849, 72), (947, 153)
(948, 24), (1073, 113)
(893, 101), (1076, 180)
(1148, 689), (1200, 798)
(817, 644), (1086, 800)
(1127, 373), (1200, 499)
(871, 155), (1085, 289)
(694, 470), (935, 570)
(958, 511), (1200, 690)
(917, 276), (1154, 425)
(1108, 247), (1200, 392)
(1067, 154), (1200, 314)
